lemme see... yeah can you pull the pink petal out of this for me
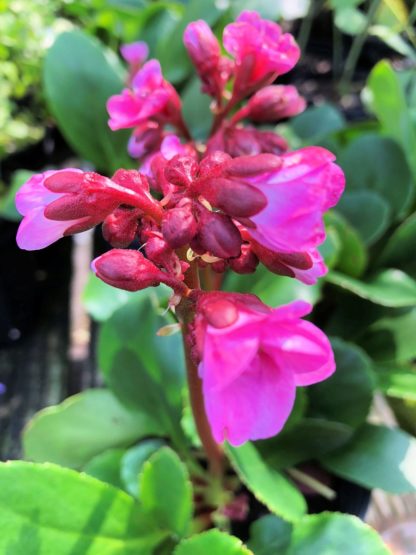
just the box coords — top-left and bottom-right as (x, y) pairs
(132, 59), (164, 92)
(291, 249), (327, 285)
(120, 41), (148, 65)
(204, 350), (296, 445)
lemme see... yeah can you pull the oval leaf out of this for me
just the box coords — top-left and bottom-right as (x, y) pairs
(174, 530), (253, 555)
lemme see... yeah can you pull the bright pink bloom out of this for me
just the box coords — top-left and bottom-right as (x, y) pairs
(120, 41), (149, 66)
(184, 20), (232, 100)
(223, 11), (300, 95)
(194, 293), (335, 445)
(247, 85), (306, 122)
(224, 147), (345, 253)
(16, 169), (162, 250)
(107, 60), (181, 131)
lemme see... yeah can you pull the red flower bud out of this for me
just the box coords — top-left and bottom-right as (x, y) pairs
(162, 201), (198, 249)
(164, 155), (198, 188)
(196, 210), (242, 259)
(102, 207), (140, 248)
(204, 177), (267, 218)
(198, 151), (232, 179)
(229, 244), (259, 274)
(252, 242), (313, 278)
(247, 85), (306, 122)
(225, 153), (281, 177)
(92, 249), (165, 291)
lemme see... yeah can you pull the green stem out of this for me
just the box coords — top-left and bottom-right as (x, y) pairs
(339, 0), (382, 93)
(287, 468), (336, 500)
(297, 0), (323, 52)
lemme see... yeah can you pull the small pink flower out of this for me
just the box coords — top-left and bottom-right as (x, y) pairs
(107, 60), (181, 131)
(120, 41), (149, 66)
(247, 85), (306, 122)
(194, 293), (335, 445)
(184, 20), (232, 101)
(223, 11), (300, 95)
(16, 169), (162, 250)
(223, 147), (345, 253)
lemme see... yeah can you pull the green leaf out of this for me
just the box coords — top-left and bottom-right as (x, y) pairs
(325, 211), (367, 277)
(23, 389), (162, 468)
(375, 364), (416, 401)
(366, 60), (416, 179)
(360, 308), (416, 363)
(323, 423), (416, 493)
(257, 418), (353, 470)
(248, 515), (292, 555)
(335, 7), (367, 35)
(0, 461), (166, 554)
(0, 170), (33, 221)
(156, 0), (225, 84)
(174, 530), (253, 555)
(339, 134), (414, 220)
(291, 105), (345, 143)
(140, 447), (193, 537)
(121, 439), (164, 497)
(227, 442), (307, 522)
(326, 269), (416, 307)
(378, 212), (416, 276)
(336, 190), (390, 245)
(181, 77), (212, 141)
(44, 30), (132, 173)
(308, 339), (375, 428)
(98, 295), (185, 443)
(287, 512), (390, 555)
(83, 448), (125, 489)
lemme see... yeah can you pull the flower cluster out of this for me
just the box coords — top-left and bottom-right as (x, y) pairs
(16, 11), (345, 446)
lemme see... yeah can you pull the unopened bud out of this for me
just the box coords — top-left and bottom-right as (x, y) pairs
(196, 211), (242, 259)
(229, 244), (259, 274)
(225, 154), (281, 177)
(102, 207), (140, 248)
(92, 249), (165, 291)
(252, 242), (313, 277)
(199, 151), (231, 179)
(204, 177), (267, 218)
(127, 121), (162, 159)
(164, 155), (198, 188)
(200, 298), (238, 328)
(247, 85), (306, 122)
(162, 201), (197, 248)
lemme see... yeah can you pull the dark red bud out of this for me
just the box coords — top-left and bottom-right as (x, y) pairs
(255, 131), (288, 155)
(162, 202), (198, 248)
(225, 153), (282, 177)
(247, 85), (306, 122)
(229, 244), (259, 274)
(199, 151), (232, 178)
(92, 249), (164, 291)
(196, 211), (242, 259)
(211, 260), (227, 273)
(164, 155), (198, 188)
(102, 207), (140, 248)
(44, 170), (84, 193)
(201, 298), (238, 328)
(205, 177), (267, 218)
(111, 169), (150, 194)
(252, 242), (312, 277)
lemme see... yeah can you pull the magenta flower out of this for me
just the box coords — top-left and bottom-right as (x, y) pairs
(194, 293), (335, 445)
(16, 169), (162, 250)
(223, 147), (345, 253)
(223, 11), (300, 95)
(120, 41), (149, 66)
(107, 60), (180, 131)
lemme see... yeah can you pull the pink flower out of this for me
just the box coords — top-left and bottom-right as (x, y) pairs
(107, 60), (181, 131)
(223, 11), (300, 95)
(247, 85), (306, 122)
(16, 169), (162, 250)
(120, 41), (149, 66)
(194, 293), (335, 445)
(184, 20), (232, 101)
(223, 147), (345, 253)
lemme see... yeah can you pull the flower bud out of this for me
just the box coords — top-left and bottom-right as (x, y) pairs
(229, 244), (259, 274)
(204, 177), (267, 218)
(198, 151), (232, 179)
(164, 155), (198, 188)
(102, 207), (140, 248)
(127, 121), (163, 159)
(196, 210), (242, 259)
(224, 153), (281, 177)
(92, 249), (165, 291)
(162, 201), (198, 248)
(247, 85), (306, 122)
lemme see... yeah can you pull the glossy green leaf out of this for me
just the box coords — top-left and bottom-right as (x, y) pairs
(0, 170), (33, 221)
(378, 213), (416, 276)
(83, 448), (125, 489)
(326, 269), (416, 307)
(366, 60), (416, 179)
(360, 308), (416, 363)
(248, 515), (292, 555)
(23, 389), (162, 468)
(291, 104), (345, 143)
(339, 134), (414, 220)
(121, 439), (164, 497)
(0, 461), (166, 554)
(140, 447), (193, 538)
(174, 530), (253, 555)
(181, 77), (212, 140)
(44, 30), (132, 173)
(287, 512), (390, 555)
(323, 424), (416, 493)
(375, 364), (416, 401)
(336, 190), (390, 245)
(335, 7), (367, 35)
(308, 339), (375, 428)
(227, 442), (307, 522)
(257, 418), (353, 470)
(325, 211), (367, 277)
